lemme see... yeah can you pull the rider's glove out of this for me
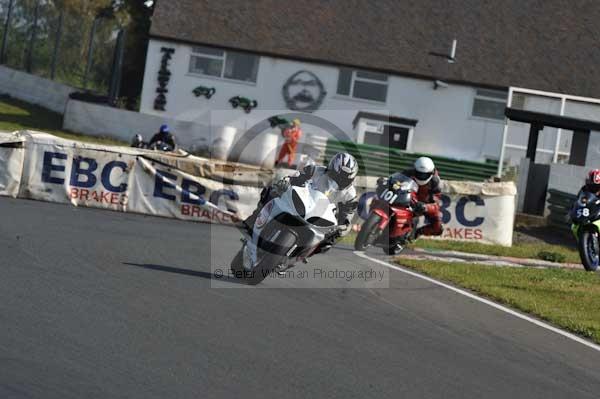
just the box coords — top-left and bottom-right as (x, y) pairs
(413, 201), (427, 215)
(337, 220), (352, 237)
(338, 200), (358, 215)
(326, 228), (343, 244)
(377, 177), (388, 187)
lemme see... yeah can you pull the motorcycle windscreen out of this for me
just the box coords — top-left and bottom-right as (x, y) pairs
(304, 179), (338, 226)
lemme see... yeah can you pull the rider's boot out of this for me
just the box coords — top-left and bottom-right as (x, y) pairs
(414, 226), (426, 240)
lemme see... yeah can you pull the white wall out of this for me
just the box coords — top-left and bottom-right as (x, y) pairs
(63, 99), (279, 167)
(0, 65), (75, 114)
(140, 39), (506, 162)
(65, 99), (211, 148)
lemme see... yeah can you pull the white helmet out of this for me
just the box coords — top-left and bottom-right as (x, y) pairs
(414, 157), (435, 185)
(327, 152), (358, 189)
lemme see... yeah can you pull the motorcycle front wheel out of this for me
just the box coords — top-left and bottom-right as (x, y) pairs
(230, 249), (245, 275)
(355, 213), (383, 251)
(578, 227), (600, 271)
(246, 229), (297, 285)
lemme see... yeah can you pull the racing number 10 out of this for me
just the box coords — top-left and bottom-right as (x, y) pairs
(380, 189), (398, 204)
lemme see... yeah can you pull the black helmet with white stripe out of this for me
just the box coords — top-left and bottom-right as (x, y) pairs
(327, 152), (358, 189)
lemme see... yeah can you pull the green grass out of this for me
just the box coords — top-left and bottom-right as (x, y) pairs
(398, 259), (600, 344)
(341, 231), (580, 264)
(412, 239), (580, 264)
(0, 95), (125, 146)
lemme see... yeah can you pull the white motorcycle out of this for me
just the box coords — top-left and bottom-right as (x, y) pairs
(231, 179), (341, 285)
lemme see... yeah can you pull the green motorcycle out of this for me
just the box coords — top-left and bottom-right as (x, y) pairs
(570, 191), (600, 271)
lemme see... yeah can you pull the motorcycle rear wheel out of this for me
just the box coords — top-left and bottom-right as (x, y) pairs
(578, 227), (600, 271)
(355, 213), (383, 251)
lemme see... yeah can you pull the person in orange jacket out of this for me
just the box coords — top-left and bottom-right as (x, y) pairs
(275, 118), (302, 167)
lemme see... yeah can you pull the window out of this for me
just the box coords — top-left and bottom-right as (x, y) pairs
(337, 69), (388, 102)
(472, 89), (507, 120)
(189, 46), (259, 83)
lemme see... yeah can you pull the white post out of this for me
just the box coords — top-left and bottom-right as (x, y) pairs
(497, 88), (514, 177)
(406, 127), (415, 152)
(552, 97), (567, 163)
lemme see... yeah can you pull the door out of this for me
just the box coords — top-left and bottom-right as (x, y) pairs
(523, 163), (550, 215)
(382, 125), (409, 150)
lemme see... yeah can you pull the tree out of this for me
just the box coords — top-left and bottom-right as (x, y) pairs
(116, 0), (154, 110)
(0, 0), (153, 106)
(55, 0), (154, 104)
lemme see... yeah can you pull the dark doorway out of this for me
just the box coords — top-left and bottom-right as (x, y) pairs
(570, 129), (590, 166)
(364, 125), (410, 149)
(382, 125), (409, 150)
(523, 163), (550, 215)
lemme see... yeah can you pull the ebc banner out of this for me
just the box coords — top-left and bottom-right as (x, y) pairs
(127, 157), (261, 224)
(21, 143), (133, 211)
(357, 184), (516, 246)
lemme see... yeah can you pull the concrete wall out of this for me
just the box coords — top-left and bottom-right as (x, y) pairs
(585, 130), (600, 166)
(63, 99), (278, 167)
(0, 65), (76, 114)
(547, 163), (586, 195)
(140, 39), (507, 163)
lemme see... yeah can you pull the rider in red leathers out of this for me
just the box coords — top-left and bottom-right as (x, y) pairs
(402, 157), (444, 237)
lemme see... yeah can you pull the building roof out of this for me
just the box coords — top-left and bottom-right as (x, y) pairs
(150, 0), (600, 98)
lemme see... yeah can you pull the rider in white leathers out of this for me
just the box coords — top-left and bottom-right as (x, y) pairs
(243, 153), (359, 247)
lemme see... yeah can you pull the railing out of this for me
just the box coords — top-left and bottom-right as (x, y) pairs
(324, 140), (499, 181)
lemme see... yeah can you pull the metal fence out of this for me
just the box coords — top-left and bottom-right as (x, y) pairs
(325, 139), (500, 181)
(0, 0), (124, 99)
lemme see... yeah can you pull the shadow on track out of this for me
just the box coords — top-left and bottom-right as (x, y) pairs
(122, 262), (247, 285)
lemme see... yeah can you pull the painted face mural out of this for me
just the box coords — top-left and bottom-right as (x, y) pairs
(282, 70), (327, 112)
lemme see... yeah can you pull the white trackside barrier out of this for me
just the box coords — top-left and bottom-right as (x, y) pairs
(4, 131), (268, 224)
(0, 131), (517, 245)
(355, 179), (517, 247)
(0, 132), (25, 197)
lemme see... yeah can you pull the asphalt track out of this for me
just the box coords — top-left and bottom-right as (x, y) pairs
(1, 197), (599, 398)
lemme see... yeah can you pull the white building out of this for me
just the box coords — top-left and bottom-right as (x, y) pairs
(140, 0), (600, 169)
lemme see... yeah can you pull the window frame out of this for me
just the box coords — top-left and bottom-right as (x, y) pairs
(337, 69), (389, 103)
(188, 46), (259, 84)
(470, 88), (508, 122)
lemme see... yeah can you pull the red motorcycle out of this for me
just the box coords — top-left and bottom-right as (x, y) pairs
(354, 173), (419, 255)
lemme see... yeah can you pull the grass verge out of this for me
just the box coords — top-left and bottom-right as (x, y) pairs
(340, 231), (579, 264)
(398, 258), (600, 344)
(0, 95), (125, 146)
(412, 239), (580, 264)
